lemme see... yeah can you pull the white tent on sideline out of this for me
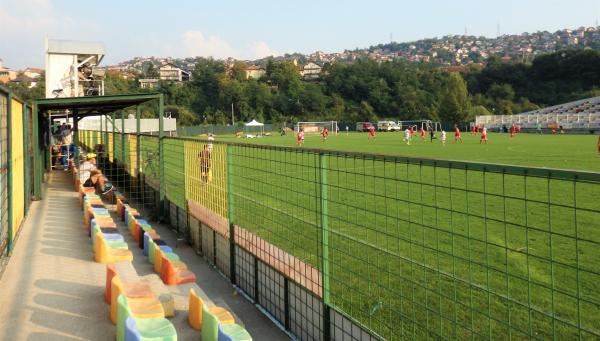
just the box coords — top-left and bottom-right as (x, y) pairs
(244, 119), (264, 137)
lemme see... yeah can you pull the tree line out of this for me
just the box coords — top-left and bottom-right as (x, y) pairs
(6, 49), (600, 126)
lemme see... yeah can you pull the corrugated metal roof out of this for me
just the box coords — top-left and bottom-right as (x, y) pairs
(46, 39), (105, 56)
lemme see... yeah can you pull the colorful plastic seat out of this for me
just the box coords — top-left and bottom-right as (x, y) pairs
(144, 233), (169, 257)
(218, 324), (252, 341)
(201, 305), (220, 341)
(95, 233), (133, 264)
(188, 288), (234, 330)
(153, 249), (181, 274)
(111, 276), (164, 325)
(117, 295), (176, 341)
(161, 255), (196, 285)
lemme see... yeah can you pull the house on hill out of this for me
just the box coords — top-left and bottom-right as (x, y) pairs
(299, 62), (322, 80)
(0, 59), (17, 84)
(242, 65), (266, 80)
(159, 63), (191, 82)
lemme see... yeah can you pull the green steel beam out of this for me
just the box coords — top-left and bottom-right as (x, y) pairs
(136, 105), (141, 191)
(111, 111), (116, 164)
(23, 105), (29, 211)
(73, 110), (79, 165)
(121, 110), (125, 164)
(6, 94), (13, 254)
(158, 95), (165, 218)
(32, 103), (42, 200)
(227, 144), (236, 283)
(320, 152), (331, 341)
(34, 92), (161, 106)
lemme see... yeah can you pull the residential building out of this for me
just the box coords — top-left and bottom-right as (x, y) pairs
(139, 78), (159, 89)
(0, 59), (17, 84)
(10, 75), (39, 88)
(159, 63), (191, 82)
(242, 65), (266, 79)
(300, 62), (322, 80)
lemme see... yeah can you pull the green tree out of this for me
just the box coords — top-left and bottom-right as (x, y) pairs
(164, 105), (197, 126)
(438, 73), (471, 124)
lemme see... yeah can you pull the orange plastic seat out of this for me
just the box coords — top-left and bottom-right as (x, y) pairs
(161, 255), (196, 285)
(188, 288), (234, 330)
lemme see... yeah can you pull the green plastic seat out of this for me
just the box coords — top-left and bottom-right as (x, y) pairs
(117, 294), (176, 341)
(164, 252), (180, 261)
(201, 304), (219, 341)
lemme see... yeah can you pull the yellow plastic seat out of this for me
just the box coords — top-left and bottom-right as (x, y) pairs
(95, 233), (133, 264)
(188, 288), (234, 330)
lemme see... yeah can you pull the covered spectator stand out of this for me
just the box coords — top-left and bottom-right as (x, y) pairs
(32, 93), (165, 204)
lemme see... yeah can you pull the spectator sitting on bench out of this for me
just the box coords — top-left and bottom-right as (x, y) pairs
(79, 153), (98, 184)
(82, 168), (113, 195)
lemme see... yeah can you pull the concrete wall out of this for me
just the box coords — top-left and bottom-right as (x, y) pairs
(78, 117), (177, 134)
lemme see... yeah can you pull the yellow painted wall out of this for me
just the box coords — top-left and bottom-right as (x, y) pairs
(11, 99), (24, 237)
(108, 133), (113, 162)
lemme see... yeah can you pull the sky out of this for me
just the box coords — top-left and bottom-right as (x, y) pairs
(1, 0), (600, 68)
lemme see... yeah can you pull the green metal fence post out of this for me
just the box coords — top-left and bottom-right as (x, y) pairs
(73, 110), (79, 165)
(111, 111), (116, 165)
(227, 144), (236, 283)
(6, 94), (13, 255)
(158, 95), (165, 219)
(23, 105), (29, 211)
(32, 103), (41, 200)
(320, 152), (331, 341)
(136, 106), (141, 196)
(121, 110), (126, 164)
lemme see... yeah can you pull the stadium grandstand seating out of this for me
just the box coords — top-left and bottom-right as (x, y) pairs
(475, 96), (600, 131)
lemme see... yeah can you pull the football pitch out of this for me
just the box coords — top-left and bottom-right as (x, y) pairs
(193, 131), (600, 339)
(219, 131), (600, 172)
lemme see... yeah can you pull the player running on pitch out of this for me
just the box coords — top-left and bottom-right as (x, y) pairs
(297, 129), (305, 146)
(420, 126), (426, 142)
(403, 128), (411, 145)
(510, 124), (516, 141)
(441, 130), (447, 146)
(480, 126), (488, 144)
(368, 125), (376, 140)
(322, 127), (328, 142)
(454, 125), (463, 143)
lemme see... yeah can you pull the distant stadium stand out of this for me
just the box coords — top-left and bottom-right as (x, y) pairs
(475, 96), (600, 132)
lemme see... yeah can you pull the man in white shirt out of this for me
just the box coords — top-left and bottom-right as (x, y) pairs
(207, 133), (215, 153)
(79, 153), (98, 184)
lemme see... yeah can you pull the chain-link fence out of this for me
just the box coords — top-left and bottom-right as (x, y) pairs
(78, 128), (600, 340)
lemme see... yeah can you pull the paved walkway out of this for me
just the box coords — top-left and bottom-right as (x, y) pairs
(0, 171), (287, 340)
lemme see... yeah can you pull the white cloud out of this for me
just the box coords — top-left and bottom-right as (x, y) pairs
(248, 41), (279, 59)
(181, 30), (239, 59)
(0, 0), (93, 67)
(178, 30), (279, 60)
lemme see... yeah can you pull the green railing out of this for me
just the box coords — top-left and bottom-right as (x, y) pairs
(78, 130), (600, 340)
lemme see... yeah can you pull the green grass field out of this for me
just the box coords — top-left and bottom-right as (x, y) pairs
(215, 132), (600, 340)
(218, 132), (600, 172)
(99, 129), (600, 340)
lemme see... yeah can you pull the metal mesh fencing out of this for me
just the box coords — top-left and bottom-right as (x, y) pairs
(76, 131), (600, 340)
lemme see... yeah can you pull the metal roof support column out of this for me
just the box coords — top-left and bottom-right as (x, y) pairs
(32, 103), (42, 200)
(6, 94), (13, 254)
(158, 95), (165, 219)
